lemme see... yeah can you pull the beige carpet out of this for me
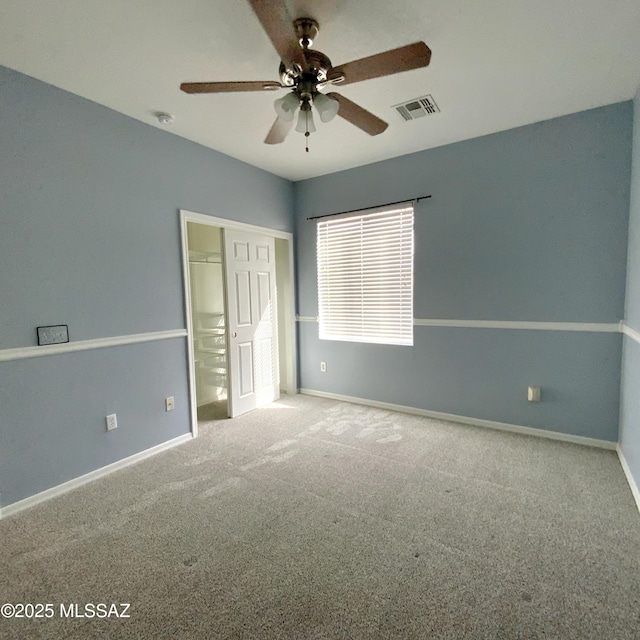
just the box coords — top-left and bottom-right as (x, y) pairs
(1, 394), (639, 639)
(197, 399), (228, 422)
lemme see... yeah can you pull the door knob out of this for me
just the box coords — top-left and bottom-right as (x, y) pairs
(232, 332), (237, 338)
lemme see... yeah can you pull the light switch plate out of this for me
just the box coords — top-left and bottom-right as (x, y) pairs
(37, 325), (69, 346)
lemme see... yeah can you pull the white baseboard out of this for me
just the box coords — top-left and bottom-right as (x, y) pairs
(299, 389), (617, 450)
(0, 433), (193, 519)
(617, 446), (640, 514)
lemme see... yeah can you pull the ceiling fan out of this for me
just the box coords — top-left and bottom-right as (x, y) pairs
(180, 0), (432, 150)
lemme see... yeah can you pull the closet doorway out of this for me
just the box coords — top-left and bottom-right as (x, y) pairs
(180, 210), (297, 436)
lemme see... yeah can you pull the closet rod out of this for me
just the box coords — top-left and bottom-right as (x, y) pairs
(306, 195), (431, 221)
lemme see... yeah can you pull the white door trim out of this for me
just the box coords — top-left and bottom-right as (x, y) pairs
(179, 210), (297, 438)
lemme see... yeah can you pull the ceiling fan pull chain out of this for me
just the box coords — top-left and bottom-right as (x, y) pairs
(305, 131), (310, 153)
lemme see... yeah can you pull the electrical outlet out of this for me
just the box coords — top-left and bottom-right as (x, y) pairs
(165, 396), (175, 411)
(106, 413), (118, 431)
(320, 362), (327, 372)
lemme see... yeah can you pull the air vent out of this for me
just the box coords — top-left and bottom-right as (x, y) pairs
(394, 95), (440, 121)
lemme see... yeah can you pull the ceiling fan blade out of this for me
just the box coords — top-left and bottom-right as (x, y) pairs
(328, 42), (431, 86)
(180, 81), (282, 94)
(264, 117), (293, 144)
(247, 0), (306, 70)
(326, 92), (388, 136)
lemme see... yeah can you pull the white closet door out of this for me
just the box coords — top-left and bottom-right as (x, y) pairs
(223, 228), (279, 417)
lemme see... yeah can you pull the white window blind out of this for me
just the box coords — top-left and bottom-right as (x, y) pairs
(317, 205), (414, 346)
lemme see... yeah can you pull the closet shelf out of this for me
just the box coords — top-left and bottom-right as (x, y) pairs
(197, 368), (227, 385)
(189, 250), (222, 264)
(196, 347), (226, 354)
(194, 328), (225, 335)
(198, 366), (227, 377)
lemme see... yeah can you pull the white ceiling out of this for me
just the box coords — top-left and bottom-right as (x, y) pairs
(1, 0), (639, 181)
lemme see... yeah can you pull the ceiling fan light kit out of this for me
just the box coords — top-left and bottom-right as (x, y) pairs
(314, 92), (340, 123)
(295, 101), (316, 135)
(273, 91), (299, 122)
(179, 0), (432, 151)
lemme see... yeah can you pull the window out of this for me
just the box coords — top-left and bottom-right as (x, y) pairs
(317, 204), (414, 346)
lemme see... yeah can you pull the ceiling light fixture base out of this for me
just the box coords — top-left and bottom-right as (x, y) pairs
(156, 112), (174, 125)
(293, 18), (319, 48)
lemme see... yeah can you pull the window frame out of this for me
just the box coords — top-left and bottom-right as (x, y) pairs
(316, 203), (414, 347)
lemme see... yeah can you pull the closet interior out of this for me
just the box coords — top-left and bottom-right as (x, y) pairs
(187, 222), (228, 420)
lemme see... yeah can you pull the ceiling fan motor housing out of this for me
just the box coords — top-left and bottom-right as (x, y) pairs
(303, 49), (332, 82)
(279, 49), (332, 88)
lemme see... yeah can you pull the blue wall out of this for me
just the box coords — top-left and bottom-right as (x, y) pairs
(0, 66), (294, 507)
(295, 103), (632, 441)
(620, 86), (640, 494)
(1, 61), (636, 509)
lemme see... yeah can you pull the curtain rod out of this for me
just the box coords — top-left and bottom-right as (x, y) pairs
(306, 195), (432, 221)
